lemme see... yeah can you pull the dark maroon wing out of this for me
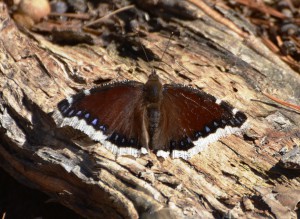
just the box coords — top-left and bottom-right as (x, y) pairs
(153, 84), (247, 159)
(53, 81), (147, 156)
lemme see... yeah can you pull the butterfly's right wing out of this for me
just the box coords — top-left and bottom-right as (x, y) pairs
(53, 81), (148, 157)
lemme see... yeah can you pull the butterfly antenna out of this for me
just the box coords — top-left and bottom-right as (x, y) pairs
(137, 31), (151, 64)
(138, 33), (156, 76)
(157, 32), (174, 69)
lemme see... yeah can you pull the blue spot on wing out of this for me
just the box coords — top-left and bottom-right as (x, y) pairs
(68, 109), (74, 116)
(205, 126), (210, 133)
(92, 118), (98, 125)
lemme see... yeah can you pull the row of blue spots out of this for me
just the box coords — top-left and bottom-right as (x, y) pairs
(183, 137), (192, 145)
(60, 106), (109, 133)
(180, 137), (193, 149)
(171, 114), (247, 149)
(80, 113), (108, 132)
(170, 137), (193, 150)
(192, 116), (244, 140)
(66, 108), (91, 121)
(108, 132), (138, 146)
(193, 120), (224, 139)
(88, 117), (108, 133)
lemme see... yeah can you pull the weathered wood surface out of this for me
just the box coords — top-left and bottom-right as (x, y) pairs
(0, 1), (300, 218)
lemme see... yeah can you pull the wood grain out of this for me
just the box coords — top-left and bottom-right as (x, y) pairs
(0, 2), (299, 218)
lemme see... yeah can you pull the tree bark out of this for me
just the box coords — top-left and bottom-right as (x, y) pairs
(0, 1), (300, 219)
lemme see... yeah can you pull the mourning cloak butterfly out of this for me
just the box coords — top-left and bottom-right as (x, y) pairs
(53, 70), (247, 160)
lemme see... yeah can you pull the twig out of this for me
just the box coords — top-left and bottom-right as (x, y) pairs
(263, 92), (300, 112)
(187, 0), (247, 37)
(84, 5), (135, 28)
(49, 12), (90, 20)
(234, 0), (286, 19)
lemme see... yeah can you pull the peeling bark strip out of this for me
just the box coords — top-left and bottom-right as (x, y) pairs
(0, 2), (300, 219)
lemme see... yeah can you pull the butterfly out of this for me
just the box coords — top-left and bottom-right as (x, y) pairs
(53, 69), (247, 160)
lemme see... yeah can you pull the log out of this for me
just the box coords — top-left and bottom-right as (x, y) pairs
(0, 1), (299, 218)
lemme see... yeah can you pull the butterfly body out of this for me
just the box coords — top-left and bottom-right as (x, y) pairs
(53, 70), (247, 160)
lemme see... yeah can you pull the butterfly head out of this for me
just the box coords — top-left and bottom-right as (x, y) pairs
(149, 68), (158, 78)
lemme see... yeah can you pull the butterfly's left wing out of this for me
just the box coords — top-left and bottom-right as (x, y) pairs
(153, 84), (247, 160)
